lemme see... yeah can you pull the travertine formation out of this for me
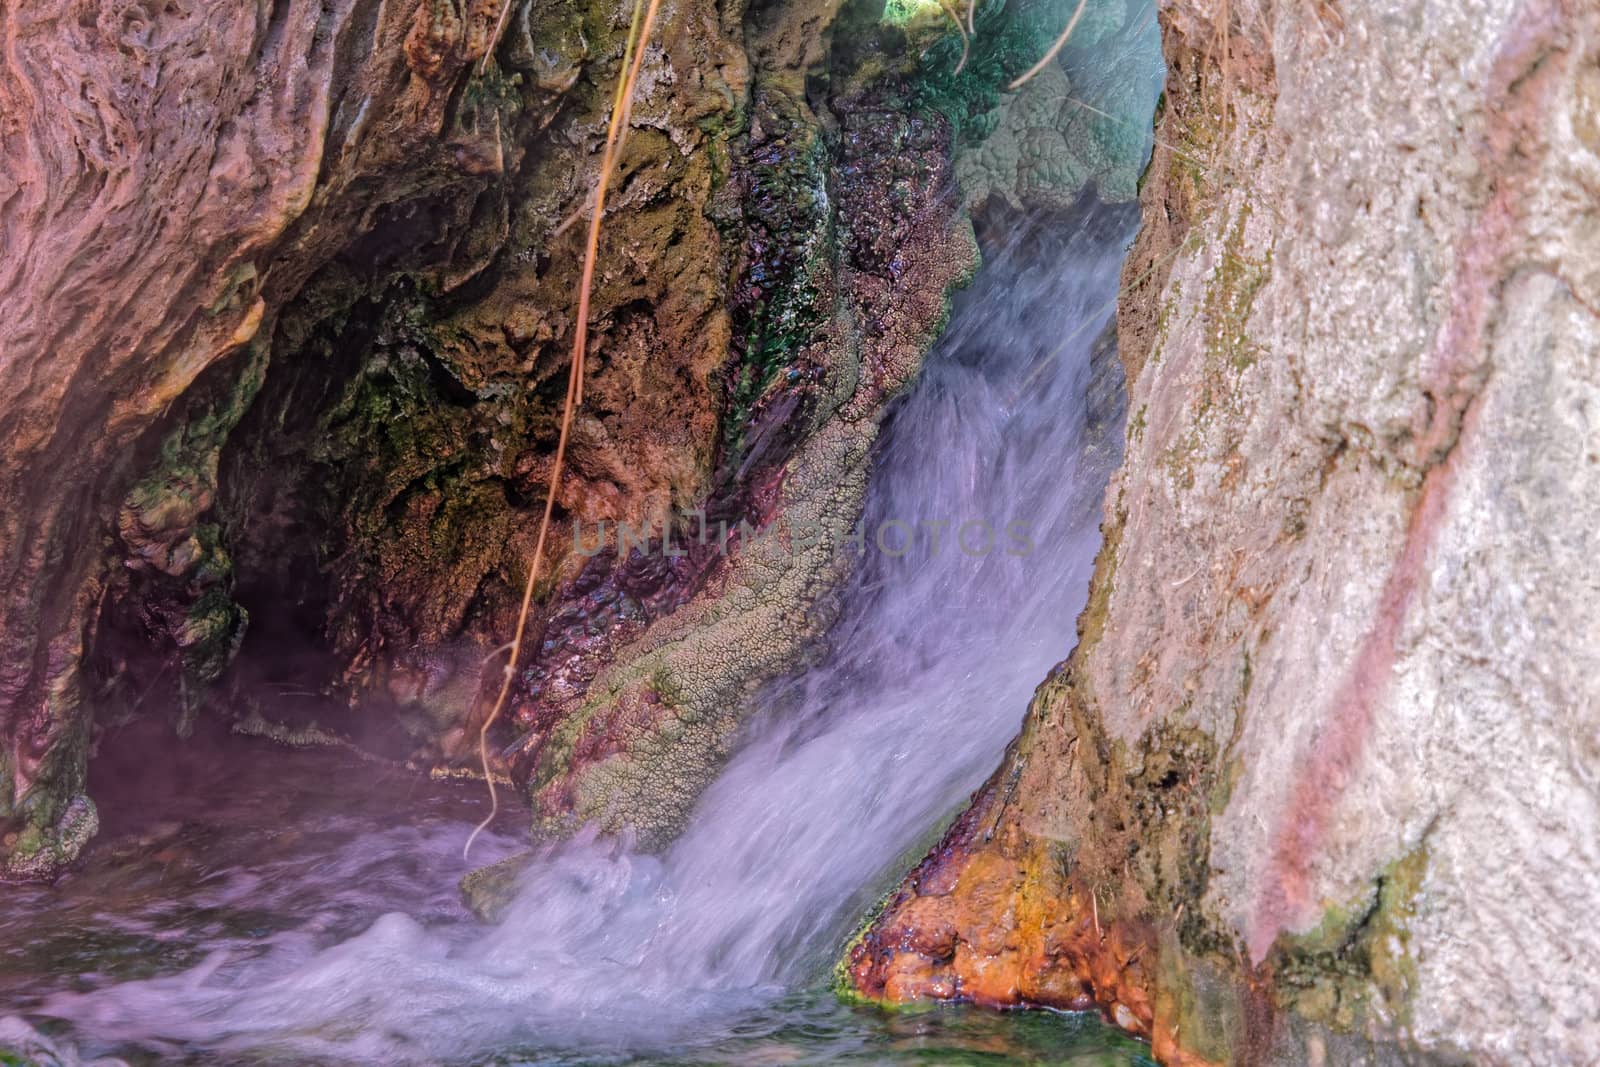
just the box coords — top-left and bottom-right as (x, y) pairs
(850, 2), (1600, 1064)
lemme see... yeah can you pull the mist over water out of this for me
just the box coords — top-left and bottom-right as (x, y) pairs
(8, 201), (1141, 1065)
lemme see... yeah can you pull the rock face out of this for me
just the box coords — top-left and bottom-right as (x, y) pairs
(848, 2), (1600, 1065)
(0, 0), (1149, 876)
(0, 0), (510, 879)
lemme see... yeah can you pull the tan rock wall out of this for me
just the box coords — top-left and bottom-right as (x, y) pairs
(0, 0), (502, 875)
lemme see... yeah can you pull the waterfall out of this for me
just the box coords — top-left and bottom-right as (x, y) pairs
(16, 198), (1142, 1065)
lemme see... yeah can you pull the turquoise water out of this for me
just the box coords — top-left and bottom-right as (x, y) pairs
(491, 996), (1160, 1066)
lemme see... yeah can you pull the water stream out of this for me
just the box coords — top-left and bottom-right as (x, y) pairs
(2, 201), (1149, 1066)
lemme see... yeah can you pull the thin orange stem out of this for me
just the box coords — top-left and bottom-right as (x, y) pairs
(935, 0), (972, 75)
(464, 0), (665, 860)
(1007, 0), (1089, 90)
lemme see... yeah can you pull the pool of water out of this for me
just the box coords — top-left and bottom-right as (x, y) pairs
(0, 727), (1152, 1066)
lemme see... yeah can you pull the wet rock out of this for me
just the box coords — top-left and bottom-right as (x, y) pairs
(0, 0), (509, 876)
(0, 796), (98, 883)
(459, 850), (535, 923)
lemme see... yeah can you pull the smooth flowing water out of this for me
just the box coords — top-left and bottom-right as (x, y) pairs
(1, 201), (1149, 1066)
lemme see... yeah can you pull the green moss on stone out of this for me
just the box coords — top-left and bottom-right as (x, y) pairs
(1270, 845), (1429, 1032)
(909, 0), (1093, 146)
(0, 795), (98, 881)
(722, 89), (834, 467)
(1203, 205), (1270, 373)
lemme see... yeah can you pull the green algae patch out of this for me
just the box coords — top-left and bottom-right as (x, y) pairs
(1203, 204), (1271, 374)
(833, 888), (896, 1007)
(1268, 845), (1430, 1033)
(913, 1), (1068, 141)
(115, 341), (270, 724)
(1153, 941), (1258, 1067)
(460, 849), (537, 923)
(721, 87), (835, 471)
(830, 789), (976, 1007)
(0, 796), (98, 882)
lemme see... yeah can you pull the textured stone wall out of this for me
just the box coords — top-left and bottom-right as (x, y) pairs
(0, 0), (509, 878)
(848, 2), (1600, 1064)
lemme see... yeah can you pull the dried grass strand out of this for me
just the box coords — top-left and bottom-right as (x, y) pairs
(1007, 0), (1090, 90)
(464, 0), (665, 860)
(935, 0), (972, 75)
(479, 0), (517, 76)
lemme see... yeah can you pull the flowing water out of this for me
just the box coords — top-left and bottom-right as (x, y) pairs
(1, 200), (1151, 1066)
